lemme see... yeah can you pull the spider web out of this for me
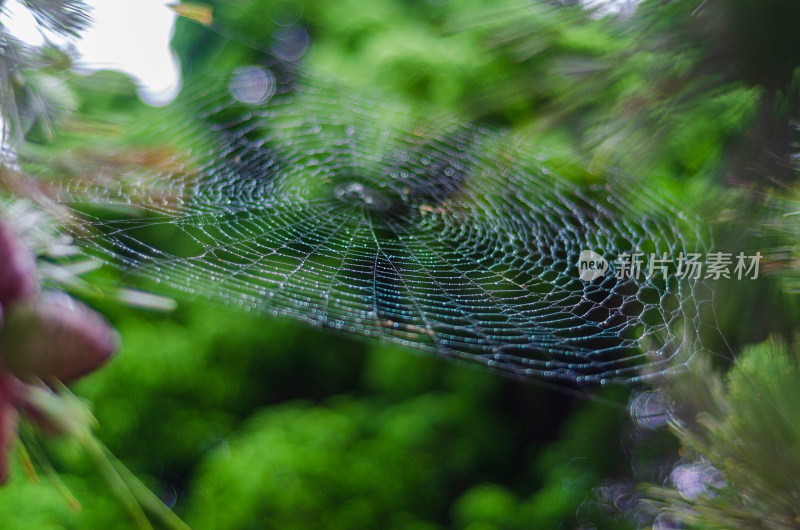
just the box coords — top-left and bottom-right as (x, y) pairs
(50, 67), (711, 385)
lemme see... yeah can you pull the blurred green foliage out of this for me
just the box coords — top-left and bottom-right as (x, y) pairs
(650, 339), (800, 528)
(0, 298), (632, 529)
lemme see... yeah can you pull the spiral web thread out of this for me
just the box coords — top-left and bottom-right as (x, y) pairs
(51, 67), (712, 385)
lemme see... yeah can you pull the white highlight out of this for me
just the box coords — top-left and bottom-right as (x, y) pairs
(1, 0), (181, 106)
(580, 0), (641, 18)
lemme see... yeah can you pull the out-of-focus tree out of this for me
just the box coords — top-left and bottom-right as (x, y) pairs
(454, 0), (800, 186)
